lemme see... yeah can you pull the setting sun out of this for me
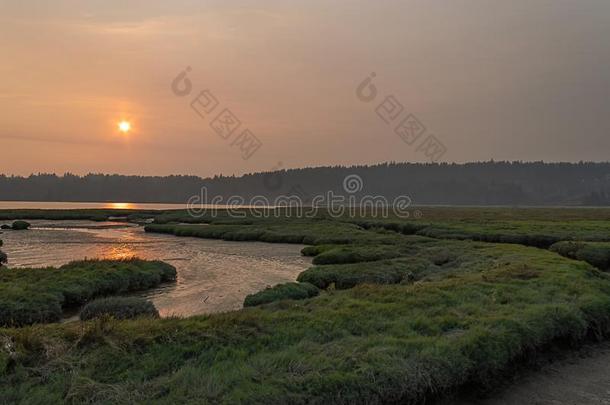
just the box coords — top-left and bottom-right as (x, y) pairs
(118, 120), (131, 133)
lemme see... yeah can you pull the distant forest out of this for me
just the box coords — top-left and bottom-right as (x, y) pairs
(2, 162), (610, 206)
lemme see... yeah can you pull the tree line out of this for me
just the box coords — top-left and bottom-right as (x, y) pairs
(1, 161), (610, 206)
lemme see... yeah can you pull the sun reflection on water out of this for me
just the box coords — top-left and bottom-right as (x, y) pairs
(94, 244), (139, 261)
(104, 202), (134, 209)
(107, 247), (138, 261)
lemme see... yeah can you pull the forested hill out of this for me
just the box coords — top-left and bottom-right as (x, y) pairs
(2, 162), (610, 206)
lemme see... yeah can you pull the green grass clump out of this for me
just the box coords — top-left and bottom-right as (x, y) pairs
(311, 245), (403, 265)
(0, 258), (176, 327)
(80, 297), (159, 320)
(298, 257), (429, 289)
(300, 245), (331, 256)
(145, 220), (371, 245)
(243, 282), (319, 307)
(550, 241), (610, 271)
(10, 221), (30, 231)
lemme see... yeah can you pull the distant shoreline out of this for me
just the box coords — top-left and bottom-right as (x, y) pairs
(1, 201), (610, 210)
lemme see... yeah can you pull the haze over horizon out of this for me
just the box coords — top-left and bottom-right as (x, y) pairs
(2, 0), (610, 178)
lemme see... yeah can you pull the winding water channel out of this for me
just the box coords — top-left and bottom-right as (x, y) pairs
(0, 220), (311, 317)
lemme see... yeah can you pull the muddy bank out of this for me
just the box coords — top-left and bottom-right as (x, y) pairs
(449, 342), (610, 404)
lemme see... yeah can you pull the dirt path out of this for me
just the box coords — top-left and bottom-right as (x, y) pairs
(449, 342), (610, 405)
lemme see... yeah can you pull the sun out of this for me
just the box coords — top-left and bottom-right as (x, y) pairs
(118, 120), (131, 133)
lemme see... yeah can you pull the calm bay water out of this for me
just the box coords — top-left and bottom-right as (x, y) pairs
(0, 201), (187, 210)
(0, 220), (311, 317)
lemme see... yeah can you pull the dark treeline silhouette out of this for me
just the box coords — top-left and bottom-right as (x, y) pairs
(1, 161), (610, 206)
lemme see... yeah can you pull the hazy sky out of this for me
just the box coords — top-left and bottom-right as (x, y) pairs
(1, 0), (609, 177)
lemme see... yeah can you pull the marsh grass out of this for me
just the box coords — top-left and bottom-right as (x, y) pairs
(354, 219), (610, 247)
(550, 241), (610, 271)
(10, 221), (30, 231)
(243, 282), (319, 307)
(2, 244), (610, 404)
(0, 239), (5, 266)
(0, 258), (176, 327)
(310, 245), (404, 265)
(80, 297), (159, 320)
(4, 208), (610, 403)
(0, 209), (161, 222)
(298, 258), (423, 289)
(145, 220), (372, 245)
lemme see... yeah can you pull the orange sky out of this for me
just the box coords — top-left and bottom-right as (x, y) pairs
(2, 1), (610, 177)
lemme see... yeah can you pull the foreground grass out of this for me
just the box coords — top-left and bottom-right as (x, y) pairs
(3, 208), (610, 403)
(2, 242), (610, 404)
(0, 259), (176, 327)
